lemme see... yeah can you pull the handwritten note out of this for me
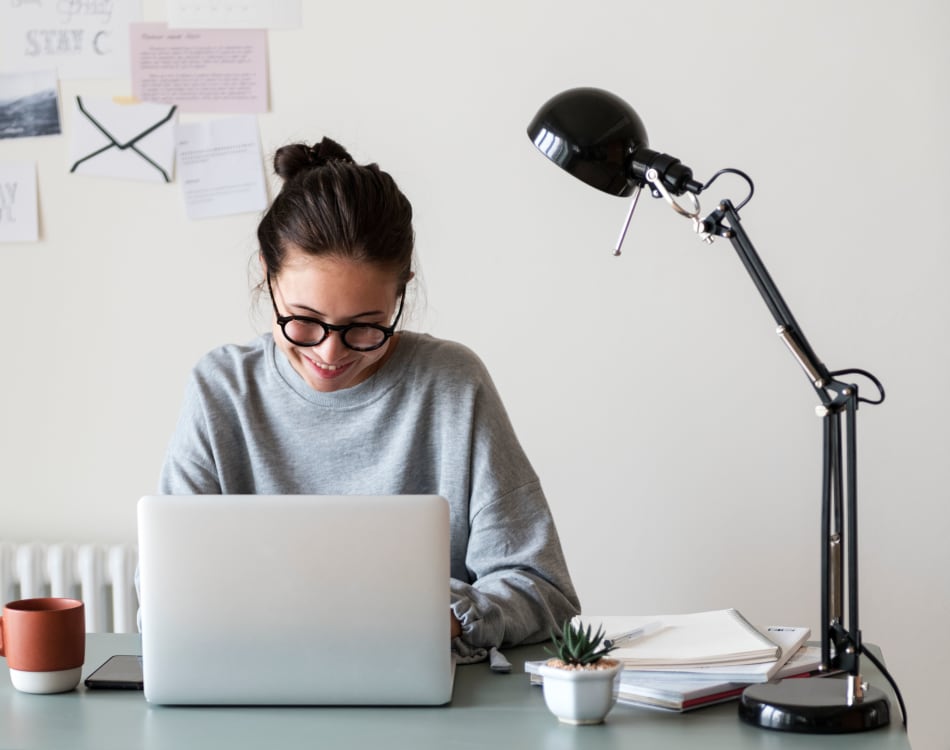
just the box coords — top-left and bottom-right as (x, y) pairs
(0, 1), (144, 79)
(130, 23), (268, 114)
(176, 115), (268, 220)
(0, 162), (39, 243)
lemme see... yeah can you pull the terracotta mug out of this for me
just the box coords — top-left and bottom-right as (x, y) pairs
(0, 598), (85, 694)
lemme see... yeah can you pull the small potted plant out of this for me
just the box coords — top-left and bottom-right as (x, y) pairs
(538, 619), (623, 725)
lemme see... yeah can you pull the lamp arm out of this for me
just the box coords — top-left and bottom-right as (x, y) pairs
(701, 201), (836, 399)
(700, 198), (867, 682)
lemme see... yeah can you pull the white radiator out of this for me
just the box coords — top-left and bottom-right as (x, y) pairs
(0, 543), (138, 634)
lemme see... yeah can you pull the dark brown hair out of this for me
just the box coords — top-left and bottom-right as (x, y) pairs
(257, 137), (414, 290)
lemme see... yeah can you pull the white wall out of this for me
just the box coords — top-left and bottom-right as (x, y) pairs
(2, 1), (946, 746)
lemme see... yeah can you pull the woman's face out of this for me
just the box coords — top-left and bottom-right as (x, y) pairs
(269, 247), (403, 393)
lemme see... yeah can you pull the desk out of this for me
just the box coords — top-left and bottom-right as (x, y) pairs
(1, 634), (911, 749)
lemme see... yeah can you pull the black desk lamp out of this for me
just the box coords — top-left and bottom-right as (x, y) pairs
(527, 87), (902, 733)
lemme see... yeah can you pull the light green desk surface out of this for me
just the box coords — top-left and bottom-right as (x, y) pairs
(1, 634), (911, 749)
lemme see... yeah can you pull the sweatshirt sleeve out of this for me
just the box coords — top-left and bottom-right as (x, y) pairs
(449, 479), (581, 649)
(443, 352), (580, 649)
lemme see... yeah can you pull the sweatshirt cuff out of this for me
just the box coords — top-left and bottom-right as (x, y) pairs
(450, 582), (505, 649)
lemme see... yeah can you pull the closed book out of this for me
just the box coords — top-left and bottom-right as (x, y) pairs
(614, 645), (827, 712)
(526, 644), (826, 713)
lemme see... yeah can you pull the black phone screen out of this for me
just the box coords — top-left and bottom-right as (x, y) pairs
(84, 654), (144, 690)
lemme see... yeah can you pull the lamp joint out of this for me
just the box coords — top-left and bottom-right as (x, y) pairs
(847, 674), (869, 704)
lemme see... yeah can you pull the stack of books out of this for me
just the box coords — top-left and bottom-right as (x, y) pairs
(527, 609), (824, 712)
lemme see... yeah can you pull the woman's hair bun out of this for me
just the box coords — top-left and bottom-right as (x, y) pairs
(273, 137), (354, 180)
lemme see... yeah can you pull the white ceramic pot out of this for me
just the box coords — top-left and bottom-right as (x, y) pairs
(538, 659), (622, 725)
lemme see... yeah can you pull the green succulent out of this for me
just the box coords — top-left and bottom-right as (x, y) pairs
(545, 619), (617, 666)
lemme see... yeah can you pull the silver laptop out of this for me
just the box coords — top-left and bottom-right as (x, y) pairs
(137, 494), (454, 706)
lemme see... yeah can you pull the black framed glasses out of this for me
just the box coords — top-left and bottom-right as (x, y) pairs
(267, 275), (405, 352)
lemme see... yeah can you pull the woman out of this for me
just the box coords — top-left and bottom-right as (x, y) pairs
(159, 137), (580, 650)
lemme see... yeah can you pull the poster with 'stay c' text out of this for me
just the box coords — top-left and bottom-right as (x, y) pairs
(0, 162), (39, 243)
(130, 22), (268, 114)
(0, 1), (144, 80)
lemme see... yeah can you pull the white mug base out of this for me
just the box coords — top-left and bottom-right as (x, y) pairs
(10, 667), (83, 694)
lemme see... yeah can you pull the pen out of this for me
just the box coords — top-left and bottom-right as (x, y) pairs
(603, 620), (663, 649)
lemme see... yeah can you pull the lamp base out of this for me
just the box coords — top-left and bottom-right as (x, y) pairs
(739, 677), (890, 733)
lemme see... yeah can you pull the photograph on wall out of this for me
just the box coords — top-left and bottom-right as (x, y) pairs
(0, 0), (143, 79)
(0, 70), (62, 140)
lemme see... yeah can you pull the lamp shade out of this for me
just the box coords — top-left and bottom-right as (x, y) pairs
(526, 87), (648, 197)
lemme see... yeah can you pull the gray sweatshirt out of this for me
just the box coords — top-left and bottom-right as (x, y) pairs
(158, 331), (580, 648)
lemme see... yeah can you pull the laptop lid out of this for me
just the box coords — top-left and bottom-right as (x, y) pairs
(137, 494), (453, 706)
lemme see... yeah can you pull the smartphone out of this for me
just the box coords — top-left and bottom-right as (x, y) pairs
(84, 654), (144, 690)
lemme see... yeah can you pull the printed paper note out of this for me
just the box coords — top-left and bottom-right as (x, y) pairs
(130, 23), (268, 114)
(0, 1), (144, 79)
(0, 162), (39, 243)
(176, 115), (268, 220)
(0, 70), (62, 141)
(166, 0), (302, 29)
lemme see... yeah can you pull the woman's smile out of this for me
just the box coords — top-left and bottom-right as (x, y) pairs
(302, 353), (353, 377)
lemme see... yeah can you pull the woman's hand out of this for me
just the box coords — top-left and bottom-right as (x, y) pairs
(450, 611), (462, 639)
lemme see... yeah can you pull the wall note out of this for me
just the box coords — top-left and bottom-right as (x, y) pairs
(0, 162), (39, 243)
(176, 115), (267, 220)
(130, 23), (268, 114)
(0, 1), (144, 80)
(68, 96), (178, 183)
(166, 0), (302, 29)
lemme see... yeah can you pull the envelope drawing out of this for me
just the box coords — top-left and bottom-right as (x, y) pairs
(68, 96), (178, 183)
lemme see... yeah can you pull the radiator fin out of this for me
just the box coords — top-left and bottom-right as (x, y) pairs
(0, 542), (138, 634)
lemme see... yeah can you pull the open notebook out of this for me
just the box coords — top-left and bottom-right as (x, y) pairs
(137, 494), (455, 705)
(588, 609), (781, 668)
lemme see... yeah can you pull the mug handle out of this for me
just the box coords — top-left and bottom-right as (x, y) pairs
(0, 615), (4, 657)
